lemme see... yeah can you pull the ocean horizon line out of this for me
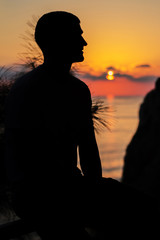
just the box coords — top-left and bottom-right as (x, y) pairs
(92, 95), (144, 99)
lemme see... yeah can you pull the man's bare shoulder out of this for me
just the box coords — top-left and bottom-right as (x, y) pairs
(11, 66), (43, 93)
(70, 74), (91, 96)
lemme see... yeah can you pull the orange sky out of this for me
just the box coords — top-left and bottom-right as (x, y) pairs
(76, 64), (157, 97)
(1, 0), (160, 96)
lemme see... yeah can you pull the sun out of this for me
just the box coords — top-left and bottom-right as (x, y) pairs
(108, 71), (114, 76)
(106, 70), (114, 80)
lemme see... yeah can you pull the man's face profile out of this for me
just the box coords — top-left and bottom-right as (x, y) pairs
(52, 22), (87, 64)
(67, 23), (87, 63)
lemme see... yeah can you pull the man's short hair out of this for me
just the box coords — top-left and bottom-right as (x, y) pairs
(35, 11), (80, 52)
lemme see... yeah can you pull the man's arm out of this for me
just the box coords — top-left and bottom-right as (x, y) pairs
(78, 85), (102, 178)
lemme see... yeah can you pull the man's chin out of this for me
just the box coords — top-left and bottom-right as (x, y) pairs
(73, 55), (84, 63)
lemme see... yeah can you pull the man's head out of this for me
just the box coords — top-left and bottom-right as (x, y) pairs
(35, 11), (87, 64)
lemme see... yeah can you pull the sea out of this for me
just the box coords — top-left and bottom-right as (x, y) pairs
(94, 96), (144, 181)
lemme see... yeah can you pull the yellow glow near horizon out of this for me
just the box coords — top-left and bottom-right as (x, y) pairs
(1, 0), (160, 79)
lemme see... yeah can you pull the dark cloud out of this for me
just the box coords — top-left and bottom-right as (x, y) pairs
(115, 73), (156, 82)
(81, 72), (107, 81)
(81, 71), (157, 83)
(135, 64), (151, 68)
(106, 66), (117, 71)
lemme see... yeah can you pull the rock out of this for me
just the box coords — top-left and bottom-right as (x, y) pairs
(122, 78), (160, 199)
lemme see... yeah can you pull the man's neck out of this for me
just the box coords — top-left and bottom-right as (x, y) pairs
(43, 58), (72, 73)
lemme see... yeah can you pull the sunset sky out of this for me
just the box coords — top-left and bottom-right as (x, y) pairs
(1, 0), (160, 96)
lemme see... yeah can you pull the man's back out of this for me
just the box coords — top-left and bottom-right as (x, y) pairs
(5, 64), (94, 190)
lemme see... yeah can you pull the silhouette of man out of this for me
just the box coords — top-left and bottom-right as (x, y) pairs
(5, 11), (160, 239)
(5, 11), (102, 239)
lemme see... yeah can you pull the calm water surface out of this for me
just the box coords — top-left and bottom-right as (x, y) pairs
(95, 96), (143, 181)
